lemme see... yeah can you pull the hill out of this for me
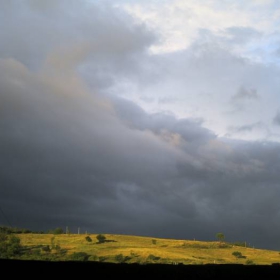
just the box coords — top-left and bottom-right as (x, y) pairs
(10, 233), (280, 265)
(1, 233), (280, 278)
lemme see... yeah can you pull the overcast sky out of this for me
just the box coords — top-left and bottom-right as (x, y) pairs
(1, 0), (280, 251)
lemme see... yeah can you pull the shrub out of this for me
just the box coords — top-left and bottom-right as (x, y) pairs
(31, 249), (41, 256)
(115, 254), (124, 263)
(53, 228), (64, 234)
(85, 236), (92, 242)
(0, 233), (8, 243)
(147, 254), (161, 261)
(99, 256), (107, 262)
(41, 245), (51, 252)
(232, 251), (246, 259)
(54, 244), (61, 251)
(88, 255), (99, 261)
(69, 252), (90, 261)
(246, 259), (255, 265)
(232, 241), (246, 247)
(96, 234), (106, 243)
(0, 233), (22, 258)
(218, 243), (231, 248)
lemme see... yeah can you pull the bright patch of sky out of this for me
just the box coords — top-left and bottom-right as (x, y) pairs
(119, 0), (280, 58)
(108, 0), (280, 142)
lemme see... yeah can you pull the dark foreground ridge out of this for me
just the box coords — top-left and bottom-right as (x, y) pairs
(1, 259), (280, 278)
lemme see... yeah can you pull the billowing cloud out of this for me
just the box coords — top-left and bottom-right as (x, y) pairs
(1, 0), (280, 252)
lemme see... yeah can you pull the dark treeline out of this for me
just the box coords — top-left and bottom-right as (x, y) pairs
(0, 226), (44, 234)
(0, 226), (69, 234)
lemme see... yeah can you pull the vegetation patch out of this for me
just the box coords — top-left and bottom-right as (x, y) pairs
(232, 251), (246, 259)
(68, 252), (90, 261)
(114, 254), (132, 263)
(1, 229), (279, 265)
(96, 234), (116, 244)
(192, 256), (206, 259)
(147, 254), (161, 262)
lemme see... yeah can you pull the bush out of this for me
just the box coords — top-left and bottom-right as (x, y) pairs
(69, 252), (90, 261)
(115, 254), (124, 263)
(147, 254), (161, 261)
(85, 236), (92, 242)
(88, 255), (99, 261)
(53, 228), (64, 234)
(41, 245), (51, 252)
(0, 233), (8, 243)
(218, 243), (231, 248)
(48, 228), (64, 234)
(88, 255), (99, 262)
(115, 254), (132, 263)
(0, 233), (22, 258)
(99, 256), (107, 262)
(232, 251), (246, 259)
(232, 241), (246, 247)
(96, 234), (106, 243)
(31, 249), (41, 256)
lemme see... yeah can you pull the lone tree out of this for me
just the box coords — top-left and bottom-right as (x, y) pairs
(96, 234), (106, 243)
(216, 232), (225, 242)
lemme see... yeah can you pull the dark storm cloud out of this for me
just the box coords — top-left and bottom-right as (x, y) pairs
(1, 56), (280, 249)
(0, 56), (182, 231)
(1, 0), (280, 252)
(0, 0), (156, 72)
(111, 96), (214, 146)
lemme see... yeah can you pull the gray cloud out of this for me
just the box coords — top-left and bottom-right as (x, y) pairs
(224, 26), (262, 45)
(275, 48), (280, 57)
(273, 111), (280, 126)
(1, 0), (280, 252)
(231, 86), (259, 101)
(1, 59), (280, 249)
(226, 122), (266, 138)
(0, 0), (156, 72)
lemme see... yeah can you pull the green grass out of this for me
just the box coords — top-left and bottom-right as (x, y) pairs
(14, 233), (280, 265)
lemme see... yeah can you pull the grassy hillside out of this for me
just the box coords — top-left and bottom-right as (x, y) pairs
(14, 233), (280, 265)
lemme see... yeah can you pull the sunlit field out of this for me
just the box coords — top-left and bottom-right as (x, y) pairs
(16, 233), (280, 265)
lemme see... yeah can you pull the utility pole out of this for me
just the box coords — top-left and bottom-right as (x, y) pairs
(78, 227), (80, 234)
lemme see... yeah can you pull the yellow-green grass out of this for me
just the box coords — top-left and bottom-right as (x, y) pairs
(17, 233), (280, 265)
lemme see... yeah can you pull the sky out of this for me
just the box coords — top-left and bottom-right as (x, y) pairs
(1, 0), (280, 251)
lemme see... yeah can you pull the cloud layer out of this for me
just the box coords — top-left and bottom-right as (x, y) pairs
(1, 0), (280, 251)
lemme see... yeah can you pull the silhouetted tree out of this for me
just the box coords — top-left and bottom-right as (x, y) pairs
(96, 234), (106, 243)
(216, 233), (225, 242)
